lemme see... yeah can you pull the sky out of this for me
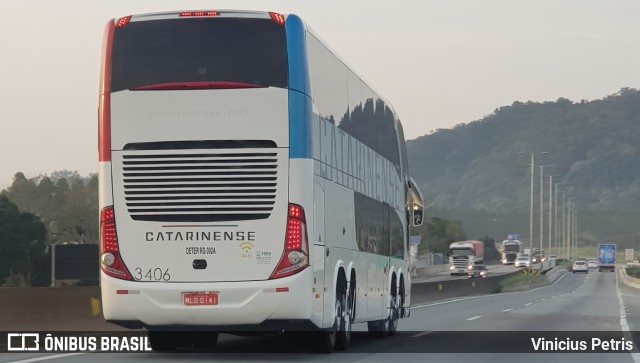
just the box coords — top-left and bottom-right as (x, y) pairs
(0, 0), (638, 187)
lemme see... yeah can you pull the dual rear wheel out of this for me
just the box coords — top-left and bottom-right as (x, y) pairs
(317, 289), (353, 353)
(367, 294), (399, 338)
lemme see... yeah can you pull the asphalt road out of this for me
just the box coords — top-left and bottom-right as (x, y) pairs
(2, 268), (638, 363)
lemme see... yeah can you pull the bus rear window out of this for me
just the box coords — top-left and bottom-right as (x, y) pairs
(111, 18), (288, 92)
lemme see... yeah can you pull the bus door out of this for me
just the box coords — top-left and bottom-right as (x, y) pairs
(312, 177), (326, 325)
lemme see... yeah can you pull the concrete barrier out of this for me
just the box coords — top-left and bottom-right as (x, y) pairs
(545, 266), (568, 284)
(413, 264), (449, 277)
(411, 270), (521, 303)
(619, 267), (640, 289)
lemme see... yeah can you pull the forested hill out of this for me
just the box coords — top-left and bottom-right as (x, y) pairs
(407, 88), (640, 217)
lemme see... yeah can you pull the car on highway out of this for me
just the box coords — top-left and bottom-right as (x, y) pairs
(531, 254), (543, 264)
(514, 257), (530, 268)
(467, 264), (488, 278)
(572, 260), (588, 273)
(587, 260), (598, 268)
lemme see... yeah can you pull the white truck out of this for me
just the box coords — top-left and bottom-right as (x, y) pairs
(501, 239), (521, 265)
(449, 240), (485, 275)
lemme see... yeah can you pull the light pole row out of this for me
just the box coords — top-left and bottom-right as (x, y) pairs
(524, 152), (579, 262)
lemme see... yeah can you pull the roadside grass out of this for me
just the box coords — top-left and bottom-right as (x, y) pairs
(499, 270), (547, 292)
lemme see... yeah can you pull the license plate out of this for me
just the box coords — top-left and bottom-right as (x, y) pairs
(182, 292), (218, 306)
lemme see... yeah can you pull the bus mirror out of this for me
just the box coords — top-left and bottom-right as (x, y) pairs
(412, 205), (423, 226)
(407, 177), (424, 226)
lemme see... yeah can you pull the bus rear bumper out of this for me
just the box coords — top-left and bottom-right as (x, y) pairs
(101, 268), (314, 329)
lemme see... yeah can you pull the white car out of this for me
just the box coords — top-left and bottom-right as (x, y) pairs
(587, 260), (598, 268)
(572, 260), (588, 274)
(514, 257), (530, 268)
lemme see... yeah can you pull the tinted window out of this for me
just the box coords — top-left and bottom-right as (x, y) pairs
(307, 32), (401, 173)
(355, 192), (400, 257)
(396, 121), (409, 175)
(111, 18), (288, 92)
(390, 209), (404, 259)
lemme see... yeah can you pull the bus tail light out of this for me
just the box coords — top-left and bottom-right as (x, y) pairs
(100, 206), (132, 280)
(270, 204), (309, 279)
(116, 16), (131, 28)
(269, 12), (285, 26)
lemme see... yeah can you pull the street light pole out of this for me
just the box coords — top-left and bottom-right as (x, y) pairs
(567, 198), (575, 259)
(521, 152), (547, 258)
(529, 154), (534, 255)
(573, 208), (578, 255)
(561, 191), (566, 259)
(539, 164), (554, 258)
(540, 166), (544, 256)
(554, 182), (566, 254)
(548, 175), (553, 256)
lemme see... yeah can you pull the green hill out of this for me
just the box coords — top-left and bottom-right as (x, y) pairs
(407, 88), (640, 245)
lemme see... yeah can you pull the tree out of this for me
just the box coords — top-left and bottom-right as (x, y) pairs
(412, 216), (466, 255)
(0, 196), (47, 286)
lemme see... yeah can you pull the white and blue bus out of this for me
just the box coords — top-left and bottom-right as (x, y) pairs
(98, 10), (424, 352)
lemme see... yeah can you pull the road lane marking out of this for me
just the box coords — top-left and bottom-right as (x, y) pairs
(616, 271), (640, 363)
(411, 331), (433, 338)
(466, 315), (482, 321)
(6, 353), (85, 363)
(524, 303), (532, 306)
(539, 298), (547, 301)
(502, 309), (513, 312)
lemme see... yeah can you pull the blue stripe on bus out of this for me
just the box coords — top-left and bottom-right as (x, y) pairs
(286, 15), (312, 159)
(285, 15), (309, 95)
(289, 90), (313, 159)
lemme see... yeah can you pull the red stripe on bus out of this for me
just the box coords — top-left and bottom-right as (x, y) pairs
(99, 20), (115, 162)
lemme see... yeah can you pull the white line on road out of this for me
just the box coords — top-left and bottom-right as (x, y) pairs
(6, 353), (85, 363)
(466, 315), (482, 321)
(502, 309), (513, 312)
(614, 269), (640, 363)
(524, 303), (532, 306)
(539, 298), (547, 301)
(411, 331), (433, 338)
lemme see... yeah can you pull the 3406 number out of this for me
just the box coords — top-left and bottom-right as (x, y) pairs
(133, 267), (170, 281)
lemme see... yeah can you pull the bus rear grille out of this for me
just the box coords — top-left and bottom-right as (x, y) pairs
(121, 150), (278, 222)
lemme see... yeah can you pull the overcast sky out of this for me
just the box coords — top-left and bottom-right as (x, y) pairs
(0, 0), (638, 187)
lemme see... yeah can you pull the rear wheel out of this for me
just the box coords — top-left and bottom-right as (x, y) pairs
(386, 295), (399, 336)
(336, 291), (352, 350)
(367, 319), (388, 338)
(316, 297), (340, 353)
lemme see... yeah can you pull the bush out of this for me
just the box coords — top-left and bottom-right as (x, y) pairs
(626, 267), (640, 278)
